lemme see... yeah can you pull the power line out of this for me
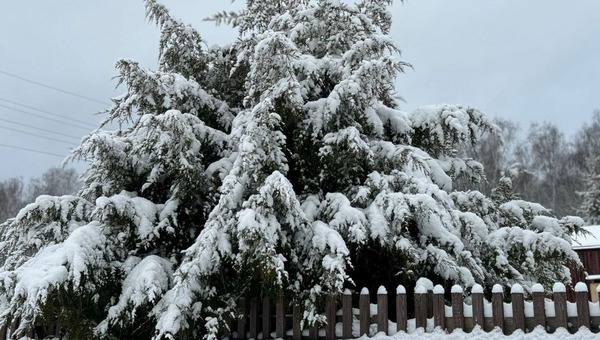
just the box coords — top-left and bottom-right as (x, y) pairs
(0, 116), (82, 140)
(0, 104), (92, 131)
(0, 125), (77, 146)
(0, 142), (67, 159)
(0, 97), (97, 128)
(0, 70), (111, 106)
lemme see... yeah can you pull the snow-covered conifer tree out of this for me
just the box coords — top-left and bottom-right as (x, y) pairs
(0, 0), (585, 339)
(578, 154), (600, 225)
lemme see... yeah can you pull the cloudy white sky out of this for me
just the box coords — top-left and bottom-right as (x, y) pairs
(0, 0), (599, 180)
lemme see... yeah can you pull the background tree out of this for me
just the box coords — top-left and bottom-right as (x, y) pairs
(0, 167), (81, 223)
(578, 154), (600, 225)
(457, 117), (520, 195)
(0, 177), (25, 222)
(573, 110), (600, 169)
(575, 111), (600, 224)
(26, 167), (81, 202)
(513, 122), (582, 217)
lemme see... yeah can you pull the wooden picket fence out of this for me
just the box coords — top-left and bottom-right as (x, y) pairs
(227, 283), (600, 339)
(2, 282), (599, 339)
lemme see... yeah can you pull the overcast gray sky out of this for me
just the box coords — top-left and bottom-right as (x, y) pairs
(0, 0), (599, 181)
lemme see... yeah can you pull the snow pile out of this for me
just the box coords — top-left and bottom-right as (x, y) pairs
(360, 326), (597, 340)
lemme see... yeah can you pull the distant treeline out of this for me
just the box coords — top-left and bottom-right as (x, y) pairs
(459, 109), (600, 222)
(0, 167), (80, 222)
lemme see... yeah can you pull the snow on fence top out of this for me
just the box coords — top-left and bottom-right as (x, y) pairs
(451, 284), (463, 294)
(471, 284), (483, 294)
(510, 283), (524, 294)
(575, 281), (589, 292)
(572, 225), (600, 250)
(531, 283), (544, 293)
(553, 282), (566, 293)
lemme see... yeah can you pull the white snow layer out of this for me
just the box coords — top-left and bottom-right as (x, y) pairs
(359, 326), (597, 340)
(106, 255), (173, 322)
(5, 222), (107, 325)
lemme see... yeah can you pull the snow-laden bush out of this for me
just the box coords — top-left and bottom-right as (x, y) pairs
(0, 0), (584, 338)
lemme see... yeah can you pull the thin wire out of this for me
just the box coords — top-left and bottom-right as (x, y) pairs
(0, 104), (92, 132)
(0, 97), (97, 128)
(0, 125), (76, 145)
(0, 104), (92, 131)
(0, 142), (67, 158)
(0, 70), (111, 106)
(0, 116), (82, 140)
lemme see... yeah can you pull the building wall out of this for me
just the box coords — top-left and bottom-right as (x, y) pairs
(577, 249), (600, 275)
(572, 248), (600, 301)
